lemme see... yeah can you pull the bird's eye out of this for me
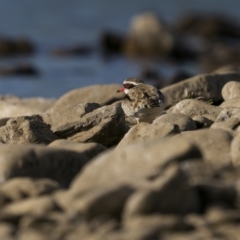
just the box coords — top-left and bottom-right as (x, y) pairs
(124, 83), (130, 88)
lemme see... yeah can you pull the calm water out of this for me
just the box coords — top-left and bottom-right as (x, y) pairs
(0, 0), (239, 98)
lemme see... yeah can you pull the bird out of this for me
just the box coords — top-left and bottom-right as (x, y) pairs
(117, 78), (166, 124)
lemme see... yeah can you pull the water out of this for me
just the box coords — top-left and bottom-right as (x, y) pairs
(0, 0), (239, 98)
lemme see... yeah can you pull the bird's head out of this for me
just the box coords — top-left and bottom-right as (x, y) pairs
(117, 78), (145, 94)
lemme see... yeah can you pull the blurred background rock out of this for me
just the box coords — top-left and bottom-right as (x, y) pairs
(0, 0), (240, 97)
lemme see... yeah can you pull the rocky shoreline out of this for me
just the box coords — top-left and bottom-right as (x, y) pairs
(0, 71), (240, 239)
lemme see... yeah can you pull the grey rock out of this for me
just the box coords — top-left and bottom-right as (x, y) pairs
(0, 115), (57, 145)
(71, 137), (202, 193)
(231, 134), (240, 166)
(51, 84), (124, 110)
(171, 99), (221, 120)
(0, 178), (59, 202)
(192, 115), (214, 128)
(176, 129), (233, 165)
(0, 144), (90, 187)
(48, 139), (106, 159)
(67, 184), (134, 221)
(117, 122), (180, 148)
(220, 98), (240, 108)
(212, 107), (240, 132)
(154, 113), (197, 131)
(43, 103), (126, 147)
(222, 81), (240, 100)
(0, 95), (55, 119)
(161, 72), (240, 107)
(123, 164), (200, 217)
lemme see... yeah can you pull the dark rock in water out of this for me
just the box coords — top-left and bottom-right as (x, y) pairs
(0, 37), (34, 56)
(177, 14), (240, 39)
(0, 64), (39, 76)
(51, 44), (94, 57)
(100, 31), (125, 56)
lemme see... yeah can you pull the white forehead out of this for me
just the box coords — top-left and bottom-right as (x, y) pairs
(123, 80), (139, 85)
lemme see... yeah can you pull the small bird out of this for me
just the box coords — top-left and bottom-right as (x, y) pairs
(117, 78), (166, 123)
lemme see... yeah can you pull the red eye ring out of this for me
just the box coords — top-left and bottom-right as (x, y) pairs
(124, 83), (130, 88)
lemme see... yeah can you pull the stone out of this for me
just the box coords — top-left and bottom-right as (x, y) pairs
(51, 44), (94, 57)
(67, 184), (134, 221)
(0, 223), (15, 240)
(48, 139), (106, 159)
(0, 64), (38, 76)
(0, 95), (54, 119)
(171, 99), (221, 120)
(0, 37), (34, 57)
(51, 84), (124, 109)
(154, 113), (197, 131)
(71, 137), (202, 193)
(212, 107), (240, 132)
(117, 122), (180, 148)
(176, 129), (233, 165)
(0, 115), (57, 145)
(123, 164), (200, 217)
(192, 115), (214, 128)
(222, 81), (240, 100)
(220, 98), (240, 108)
(44, 104), (126, 147)
(161, 72), (240, 107)
(0, 178), (59, 202)
(0, 196), (58, 219)
(0, 144), (90, 187)
(231, 134), (240, 166)
(124, 12), (173, 57)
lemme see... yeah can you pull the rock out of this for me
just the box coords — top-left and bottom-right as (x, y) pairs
(0, 96), (54, 119)
(199, 43), (240, 72)
(0, 223), (15, 240)
(0, 178), (59, 202)
(0, 115), (57, 145)
(51, 44), (94, 57)
(231, 134), (240, 166)
(161, 72), (240, 107)
(0, 196), (59, 220)
(48, 139), (106, 159)
(117, 122), (180, 148)
(124, 12), (173, 57)
(171, 99), (221, 121)
(123, 164), (200, 217)
(0, 63), (38, 76)
(71, 136), (202, 193)
(222, 81), (240, 100)
(67, 184), (134, 221)
(43, 104), (126, 147)
(177, 14), (240, 39)
(192, 115), (214, 128)
(154, 113), (197, 131)
(220, 98), (240, 108)
(191, 179), (236, 210)
(212, 107), (240, 132)
(51, 84), (124, 109)
(0, 37), (34, 56)
(0, 144), (90, 187)
(213, 64), (240, 74)
(176, 129), (233, 165)
(100, 31), (125, 55)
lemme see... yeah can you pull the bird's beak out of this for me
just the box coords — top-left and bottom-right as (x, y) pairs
(117, 87), (125, 93)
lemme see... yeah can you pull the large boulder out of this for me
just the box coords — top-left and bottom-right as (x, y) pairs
(0, 144), (91, 187)
(43, 103), (126, 147)
(222, 81), (240, 100)
(161, 72), (240, 107)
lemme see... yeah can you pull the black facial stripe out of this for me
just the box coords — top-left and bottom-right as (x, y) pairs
(124, 83), (135, 89)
